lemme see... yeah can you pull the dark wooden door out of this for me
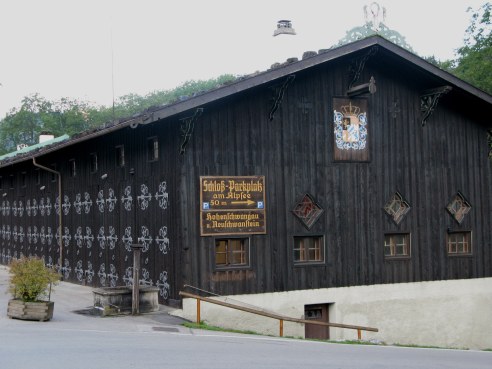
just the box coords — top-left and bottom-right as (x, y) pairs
(305, 304), (329, 340)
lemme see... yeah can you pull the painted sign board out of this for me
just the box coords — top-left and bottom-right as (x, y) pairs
(200, 176), (266, 236)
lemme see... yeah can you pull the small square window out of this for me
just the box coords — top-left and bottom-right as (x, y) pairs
(293, 236), (324, 263)
(147, 137), (159, 162)
(116, 145), (125, 167)
(215, 238), (249, 268)
(384, 233), (410, 258)
(447, 231), (472, 256)
(90, 153), (98, 173)
(69, 159), (76, 178)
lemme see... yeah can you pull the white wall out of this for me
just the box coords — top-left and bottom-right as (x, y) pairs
(175, 278), (492, 350)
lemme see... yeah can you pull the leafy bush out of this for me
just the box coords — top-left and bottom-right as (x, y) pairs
(8, 256), (60, 302)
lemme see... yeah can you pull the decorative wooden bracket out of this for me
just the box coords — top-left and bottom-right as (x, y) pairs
(269, 74), (295, 121)
(179, 108), (204, 155)
(129, 112), (153, 129)
(347, 76), (376, 97)
(348, 46), (378, 90)
(420, 86), (452, 126)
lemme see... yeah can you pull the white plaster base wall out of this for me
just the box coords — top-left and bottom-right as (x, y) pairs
(176, 278), (492, 350)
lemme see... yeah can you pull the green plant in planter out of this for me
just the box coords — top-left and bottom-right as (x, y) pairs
(8, 256), (60, 302)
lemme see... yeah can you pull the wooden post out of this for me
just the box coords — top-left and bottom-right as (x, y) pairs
(131, 244), (144, 315)
(279, 319), (284, 337)
(197, 298), (201, 325)
(357, 329), (362, 340)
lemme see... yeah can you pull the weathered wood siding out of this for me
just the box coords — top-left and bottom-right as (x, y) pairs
(0, 124), (179, 303)
(177, 56), (492, 296)
(1, 52), (491, 303)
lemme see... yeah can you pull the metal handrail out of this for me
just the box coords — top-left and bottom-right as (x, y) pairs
(179, 291), (378, 340)
(182, 284), (220, 297)
(182, 285), (281, 317)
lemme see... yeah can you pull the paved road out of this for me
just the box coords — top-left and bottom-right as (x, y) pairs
(1, 265), (490, 369)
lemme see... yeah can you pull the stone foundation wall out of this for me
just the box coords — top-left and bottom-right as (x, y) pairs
(176, 278), (492, 350)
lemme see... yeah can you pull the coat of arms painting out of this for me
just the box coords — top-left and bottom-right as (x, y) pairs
(333, 98), (369, 161)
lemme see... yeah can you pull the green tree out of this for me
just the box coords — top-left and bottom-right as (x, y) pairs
(0, 94), (52, 153)
(113, 74), (236, 117)
(423, 55), (454, 72)
(453, 3), (492, 94)
(0, 74), (237, 154)
(46, 97), (94, 136)
(0, 94), (96, 154)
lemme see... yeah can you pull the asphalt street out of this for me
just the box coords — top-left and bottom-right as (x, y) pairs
(0, 265), (490, 369)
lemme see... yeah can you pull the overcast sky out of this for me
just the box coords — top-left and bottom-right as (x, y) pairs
(0, 0), (486, 118)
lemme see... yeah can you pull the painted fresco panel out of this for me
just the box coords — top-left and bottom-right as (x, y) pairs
(333, 97), (369, 161)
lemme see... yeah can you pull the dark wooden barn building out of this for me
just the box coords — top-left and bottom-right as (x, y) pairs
(1, 35), (491, 346)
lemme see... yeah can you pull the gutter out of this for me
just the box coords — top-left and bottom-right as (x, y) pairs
(32, 157), (63, 277)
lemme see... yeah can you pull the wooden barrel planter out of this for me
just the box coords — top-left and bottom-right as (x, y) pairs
(92, 286), (159, 316)
(7, 300), (55, 321)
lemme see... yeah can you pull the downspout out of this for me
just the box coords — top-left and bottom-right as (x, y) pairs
(32, 157), (63, 277)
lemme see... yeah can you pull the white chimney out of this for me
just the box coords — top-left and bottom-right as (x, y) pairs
(273, 20), (296, 36)
(39, 132), (55, 143)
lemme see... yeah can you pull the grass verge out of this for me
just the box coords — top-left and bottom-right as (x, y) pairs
(183, 321), (485, 351)
(183, 321), (259, 336)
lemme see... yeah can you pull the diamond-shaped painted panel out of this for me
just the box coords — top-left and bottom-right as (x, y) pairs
(292, 194), (324, 230)
(384, 192), (410, 224)
(446, 192), (471, 224)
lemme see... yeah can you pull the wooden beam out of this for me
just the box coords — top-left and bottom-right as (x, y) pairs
(347, 76), (376, 97)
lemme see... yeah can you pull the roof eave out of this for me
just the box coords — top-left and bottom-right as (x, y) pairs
(370, 36), (492, 104)
(1, 35), (491, 168)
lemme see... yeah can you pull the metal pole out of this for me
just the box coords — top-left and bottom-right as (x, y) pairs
(131, 244), (143, 315)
